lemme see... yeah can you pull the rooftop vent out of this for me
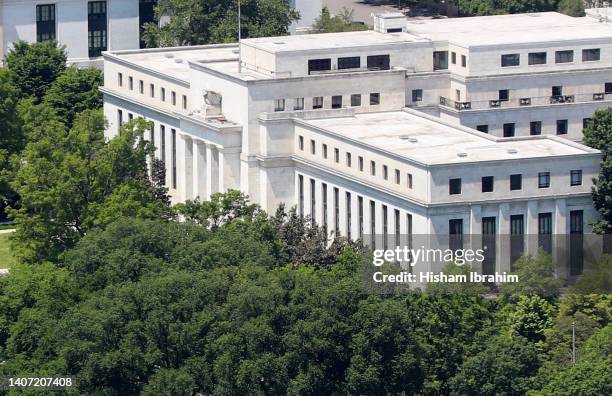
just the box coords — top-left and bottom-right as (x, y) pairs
(164, 54), (175, 58)
(174, 58), (183, 63)
(400, 135), (418, 143)
(507, 148), (518, 154)
(232, 49), (240, 54)
(273, 41), (286, 45)
(457, 152), (468, 158)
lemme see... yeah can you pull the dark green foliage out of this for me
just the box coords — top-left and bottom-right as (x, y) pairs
(312, 7), (368, 33)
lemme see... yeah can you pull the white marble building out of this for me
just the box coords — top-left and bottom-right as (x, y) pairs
(102, 12), (606, 276)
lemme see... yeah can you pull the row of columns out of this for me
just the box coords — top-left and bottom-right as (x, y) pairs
(177, 134), (222, 202)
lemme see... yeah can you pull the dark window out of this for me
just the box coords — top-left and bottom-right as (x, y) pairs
(412, 89), (423, 102)
(367, 55), (390, 70)
(334, 148), (340, 163)
(88, 1), (107, 57)
(501, 54), (520, 67)
(503, 123), (515, 137)
(322, 183), (328, 228)
(582, 48), (600, 62)
(552, 85), (563, 96)
(476, 124), (489, 133)
(395, 169), (400, 184)
(382, 205), (388, 249)
(334, 187), (340, 235)
(528, 52), (547, 65)
(449, 219), (463, 251)
(605, 82), (612, 94)
(338, 56), (360, 69)
(555, 50), (574, 63)
(370, 161), (376, 176)
(570, 210), (584, 275)
(407, 174), (413, 189)
(171, 128), (177, 189)
(370, 201), (376, 248)
(332, 95), (342, 109)
(322, 144), (328, 159)
(150, 83), (155, 97)
(482, 176), (494, 193)
(161, 87), (166, 101)
(129, 76), (134, 90)
(510, 214), (525, 266)
(351, 94), (361, 106)
(539, 172), (550, 188)
(583, 118), (592, 129)
(394, 209), (400, 249)
(538, 213), (552, 253)
(449, 178), (461, 195)
(172, 91), (176, 105)
(358, 156), (364, 171)
(386, 28), (402, 33)
(461, 54), (467, 67)
(510, 174), (522, 190)
(117, 109), (123, 129)
(499, 89), (509, 101)
(383, 165), (388, 180)
(556, 119), (568, 135)
(346, 192), (352, 239)
(570, 170), (582, 186)
(530, 121), (542, 135)
(310, 179), (316, 222)
(118, 73), (123, 86)
(482, 217), (496, 275)
(308, 58), (332, 74)
(294, 97), (304, 110)
(433, 51), (448, 70)
(310, 139), (315, 154)
(358, 196), (363, 239)
(160, 125), (166, 164)
(36, 4), (56, 42)
(139, 0), (157, 49)
(298, 135), (304, 150)
(370, 93), (380, 105)
(451, 52), (457, 64)
(313, 96), (323, 109)
(139, 80), (144, 94)
(298, 175), (304, 216)
(346, 152), (352, 167)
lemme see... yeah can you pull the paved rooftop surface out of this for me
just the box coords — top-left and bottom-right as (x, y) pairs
(406, 12), (612, 47)
(305, 111), (597, 165)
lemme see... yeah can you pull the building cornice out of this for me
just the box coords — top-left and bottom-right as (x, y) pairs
(102, 52), (190, 88)
(100, 87), (181, 120)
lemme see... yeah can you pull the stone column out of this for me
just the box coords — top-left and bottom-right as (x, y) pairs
(525, 200), (539, 256)
(554, 198), (568, 277)
(192, 139), (206, 200)
(497, 203), (510, 273)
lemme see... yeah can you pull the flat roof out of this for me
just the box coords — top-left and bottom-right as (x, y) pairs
(304, 111), (597, 165)
(406, 12), (612, 47)
(240, 30), (426, 53)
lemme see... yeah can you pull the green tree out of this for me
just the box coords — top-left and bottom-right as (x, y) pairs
(43, 67), (103, 127)
(142, 0), (300, 47)
(584, 108), (612, 234)
(8, 110), (172, 263)
(557, 0), (585, 16)
(312, 7), (368, 33)
(499, 252), (565, 297)
(508, 295), (556, 343)
(5, 40), (67, 102)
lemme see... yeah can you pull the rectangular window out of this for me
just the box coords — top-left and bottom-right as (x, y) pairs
(499, 89), (509, 101)
(310, 179), (316, 222)
(346, 192), (352, 240)
(298, 175), (304, 216)
(482, 217), (497, 275)
(367, 54), (390, 70)
(118, 72), (123, 87)
(382, 205), (388, 249)
(582, 48), (600, 62)
(370, 93), (380, 105)
(139, 80), (144, 94)
(412, 89), (423, 102)
(503, 123), (515, 137)
(583, 118), (592, 129)
(160, 125), (166, 164)
(370, 200), (376, 248)
(149, 123), (155, 147)
(117, 109), (123, 129)
(334, 187), (340, 235)
(334, 148), (340, 163)
(274, 99), (285, 112)
(570, 210), (584, 275)
(332, 95), (342, 109)
(171, 129), (177, 189)
(449, 219), (463, 251)
(36, 4), (56, 42)
(351, 94), (361, 107)
(530, 121), (542, 135)
(161, 87), (166, 101)
(139, 0), (157, 48)
(501, 54), (520, 67)
(407, 174), (413, 189)
(538, 172), (550, 188)
(358, 156), (364, 171)
(538, 213), (553, 253)
(451, 52), (457, 64)
(313, 96), (323, 109)
(308, 58), (331, 74)
(528, 52), (547, 65)
(552, 85), (563, 96)
(556, 119), (568, 135)
(383, 165), (388, 180)
(449, 178), (461, 195)
(322, 144), (328, 159)
(172, 91), (177, 105)
(606, 82), (612, 94)
(310, 139), (315, 154)
(298, 136), (304, 150)
(433, 51), (448, 70)
(510, 214), (525, 266)
(346, 152), (352, 167)
(476, 125), (489, 133)
(182, 95), (187, 110)
(294, 98), (304, 110)
(338, 56), (361, 70)
(395, 169), (400, 184)
(150, 83), (155, 98)
(570, 170), (582, 186)
(129, 77), (134, 90)
(322, 183), (328, 228)
(358, 196), (364, 239)
(128, 113), (133, 121)
(407, 213), (413, 267)
(510, 174), (522, 191)
(370, 161), (376, 176)
(555, 50), (574, 63)
(482, 176), (494, 193)
(461, 54), (467, 67)
(88, 1), (107, 57)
